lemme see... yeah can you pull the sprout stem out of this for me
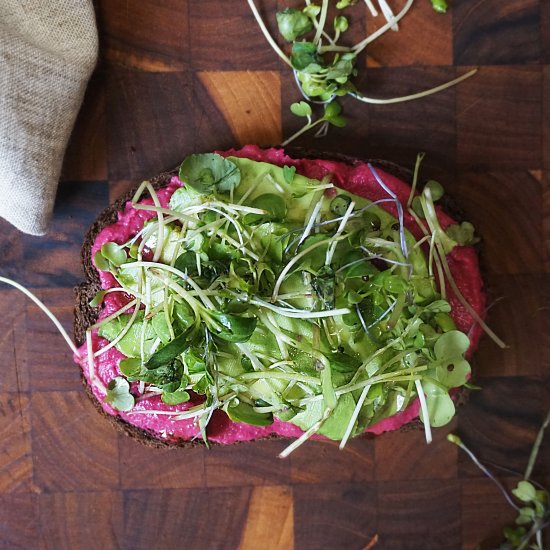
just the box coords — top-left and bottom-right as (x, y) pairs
(353, 0), (414, 55)
(350, 69), (478, 105)
(246, 0), (293, 67)
(0, 276), (81, 357)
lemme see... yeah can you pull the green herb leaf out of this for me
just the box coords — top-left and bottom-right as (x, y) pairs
(276, 8), (313, 42)
(161, 387), (190, 405)
(290, 42), (323, 71)
(100, 242), (127, 267)
(226, 401), (273, 426)
(119, 357), (142, 380)
(105, 376), (135, 412)
(146, 331), (190, 369)
(209, 312), (257, 343)
(512, 480), (537, 503)
(89, 290), (108, 308)
(333, 15), (349, 33)
(283, 165), (296, 184)
(446, 221), (479, 247)
(431, 0), (448, 13)
(290, 101), (312, 118)
(335, 0), (357, 8)
(424, 180), (444, 201)
(93, 250), (111, 271)
(179, 153), (241, 195)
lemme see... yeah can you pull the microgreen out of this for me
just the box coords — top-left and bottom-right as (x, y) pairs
(105, 376), (135, 412)
(179, 154), (241, 195)
(448, 410), (550, 549)
(247, 0), (474, 144)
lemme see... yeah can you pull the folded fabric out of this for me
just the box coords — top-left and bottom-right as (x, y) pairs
(0, 0), (98, 235)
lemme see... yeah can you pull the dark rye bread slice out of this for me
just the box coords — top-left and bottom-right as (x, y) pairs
(74, 150), (468, 448)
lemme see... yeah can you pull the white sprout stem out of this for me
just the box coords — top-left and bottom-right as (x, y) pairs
(415, 379), (433, 444)
(239, 371), (321, 385)
(140, 182), (165, 263)
(131, 203), (197, 224)
(437, 244), (507, 348)
(281, 117), (326, 147)
(235, 343), (265, 371)
(339, 384), (372, 450)
(313, 0), (329, 45)
(364, 0), (378, 17)
(297, 197), (325, 249)
(271, 234), (347, 302)
(94, 298), (141, 357)
(252, 298), (350, 319)
(378, 0), (399, 31)
(368, 164), (408, 258)
(279, 407), (332, 458)
(121, 261), (216, 309)
(209, 200), (267, 215)
(0, 276), (81, 357)
(163, 288), (175, 341)
(246, 0), (293, 67)
(90, 299), (138, 331)
(237, 171), (268, 205)
(353, 0), (414, 54)
(407, 152), (426, 208)
(325, 200), (355, 265)
(350, 69), (478, 105)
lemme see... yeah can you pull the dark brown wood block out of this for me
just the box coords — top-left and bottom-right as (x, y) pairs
(189, 0), (280, 71)
(457, 377), (544, 478)
(26, 288), (82, 392)
(123, 487), (250, 550)
(61, 69), (108, 182)
(543, 3), (550, 64)
(374, 419), (458, 481)
(31, 392), (120, 491)
(453, 0), (540, 65)
(0, 494), (41, 549)
(0, 289), (29, 393)
(364, 66), (458, 172)
(106, 69), (195, 180)
(367, 0), (452, 67)
(119, 435), (206, 489)
(376, 479), (461, 549)
(290, 438), (375, 484)
(39, 491), (124, 550)
(96, 0), (189, 71)
(293, 482), (377, 549)
(205, 439), (291, 487)
(456, 66), (542, 170)
(473, 275), (542, 377)
(543, 278), (550, 371)
(461, 477), (518, 550)
(454, 171), (542, 275)
(0, 394), (32, 493)
(8, 182), (108, 288)
(544, 68), (550, 170)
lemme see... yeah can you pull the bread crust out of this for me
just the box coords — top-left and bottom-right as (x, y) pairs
(74, 150), (469, 448)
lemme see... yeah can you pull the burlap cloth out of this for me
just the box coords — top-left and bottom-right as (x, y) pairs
(0, 1), (98, 236)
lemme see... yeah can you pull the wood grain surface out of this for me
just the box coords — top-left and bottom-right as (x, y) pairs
(0, 1), (549, 549)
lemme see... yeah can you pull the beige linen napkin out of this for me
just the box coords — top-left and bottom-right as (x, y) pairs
(0, 0), (98, 235)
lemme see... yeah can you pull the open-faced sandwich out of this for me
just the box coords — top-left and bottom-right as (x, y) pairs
(74, 146), (498, 456)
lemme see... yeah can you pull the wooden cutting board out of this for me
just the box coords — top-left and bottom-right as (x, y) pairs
(0, 1), (548, 548)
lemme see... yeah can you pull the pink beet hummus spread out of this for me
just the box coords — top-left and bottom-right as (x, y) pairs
(75, 146), (485, 444)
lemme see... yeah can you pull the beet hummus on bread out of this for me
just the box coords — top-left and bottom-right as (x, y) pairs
(74, 146), (487, 455)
